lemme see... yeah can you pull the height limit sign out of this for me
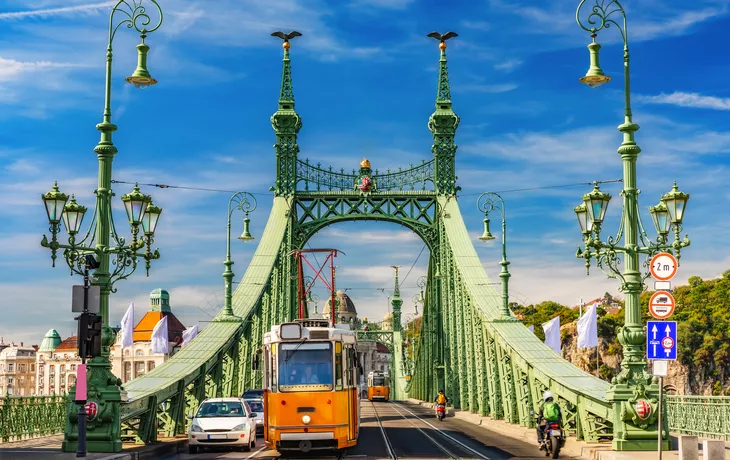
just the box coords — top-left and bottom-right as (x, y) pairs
(650, 253), (678, 282)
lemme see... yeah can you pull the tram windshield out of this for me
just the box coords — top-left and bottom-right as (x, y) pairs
(278, 342), (333, 391)
(372, 376), (385, 387)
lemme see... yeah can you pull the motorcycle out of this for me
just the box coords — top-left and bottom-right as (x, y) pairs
(540, 420), (565, 458)
(435, 403), (446, 422)
(532, 411), (565, 459)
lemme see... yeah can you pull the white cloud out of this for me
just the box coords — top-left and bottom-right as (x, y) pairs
(349, 0), (415, 9)
(0, 56), (89, 83)
(494, 59), (522, 72)
(461, 20), (490, 30)
(0, 2), (114, 20)
(454, 83), (518, 93)
(636, 92), (730, 111)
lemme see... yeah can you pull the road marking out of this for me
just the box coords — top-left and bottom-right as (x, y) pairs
(370, 401), (397, 459)
(394, 402), (491, 460)
(389, 402), (459, 459)
(243, 441), (268, 459)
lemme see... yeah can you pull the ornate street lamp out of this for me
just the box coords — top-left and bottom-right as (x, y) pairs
(219, 192), (257, 321)
(39, 1), (164, 453)
(575, 0), (690, 450)
(477, 192), (515, 321)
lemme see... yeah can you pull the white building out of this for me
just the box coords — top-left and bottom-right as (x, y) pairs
(0, 342), (37, 396)
(36, 330), (80, 396)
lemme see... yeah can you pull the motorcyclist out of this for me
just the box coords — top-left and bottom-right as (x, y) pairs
(536, 391), (562, 450)
(434, 389), (448, 406)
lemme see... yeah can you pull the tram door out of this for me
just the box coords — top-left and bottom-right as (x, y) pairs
(344, 344), (357, 441)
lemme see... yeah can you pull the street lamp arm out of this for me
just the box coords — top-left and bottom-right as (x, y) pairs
(576, 0), (627, 45)
(108, 0), (164, 45)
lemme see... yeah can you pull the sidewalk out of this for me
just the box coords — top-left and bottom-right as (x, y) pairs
(0, 435), (187, 460)
(407, 399), (730, 460)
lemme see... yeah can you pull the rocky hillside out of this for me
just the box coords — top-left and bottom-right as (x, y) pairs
(514, 272), (730, 396)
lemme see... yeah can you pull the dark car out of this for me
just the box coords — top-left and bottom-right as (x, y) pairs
(242, 389), (264, 400)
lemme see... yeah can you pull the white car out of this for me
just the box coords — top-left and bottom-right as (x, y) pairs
(244, 398), (265, 435)
(188, 397), (257, 454)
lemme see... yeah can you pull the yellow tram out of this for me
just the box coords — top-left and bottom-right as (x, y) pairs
(367, 371), (390, 402)
(262, 319), (360, 453)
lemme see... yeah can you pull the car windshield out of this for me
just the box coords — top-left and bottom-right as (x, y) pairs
(243, 390), (263, 398)
(195, 401), (245, 418)
(246, 400), (263, 412)
(278, 342), (333, 391)
(373, 377), (385, 386)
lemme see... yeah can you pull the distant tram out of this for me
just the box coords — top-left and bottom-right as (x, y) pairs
(262, 319), (360, 454)
(367, 371), (390, 402)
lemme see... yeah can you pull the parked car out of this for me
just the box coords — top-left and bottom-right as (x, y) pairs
(244, 398), (265, 435)
(188, 397), (257, 454)
(242, 388), (264, 399)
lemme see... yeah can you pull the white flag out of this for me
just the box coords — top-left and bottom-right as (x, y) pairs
(120, 302), (135, 349)
(528, 325), (534, 333)
(542, 316), (561, 355)
(577, 302), (599, 348)
(151, 316), (169, 354)
(181, 325), (198, 347)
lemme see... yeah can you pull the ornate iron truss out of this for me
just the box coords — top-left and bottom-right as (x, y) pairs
(0, 395), (67, 443)
(296, 158), (435, 192)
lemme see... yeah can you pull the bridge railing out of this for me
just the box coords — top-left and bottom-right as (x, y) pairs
(0, 394), (67, 443)
(666, 395), (730, 441)
(296, 158), (434, 192)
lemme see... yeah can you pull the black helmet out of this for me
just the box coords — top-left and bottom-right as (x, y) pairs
(439, 389), (444, 393)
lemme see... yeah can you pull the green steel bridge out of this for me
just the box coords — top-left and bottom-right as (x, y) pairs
(107, 37), (641, 450)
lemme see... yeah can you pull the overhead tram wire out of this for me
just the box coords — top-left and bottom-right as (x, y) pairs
(112, 178), (623, 198)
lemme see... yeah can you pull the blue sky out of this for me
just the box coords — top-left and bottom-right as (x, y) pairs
(2, 0), (730, 345)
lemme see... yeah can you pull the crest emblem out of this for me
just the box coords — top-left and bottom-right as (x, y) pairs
(84, 401), (98, 421)
(360, 176), (372, 192)
(635, 399), (651, 420)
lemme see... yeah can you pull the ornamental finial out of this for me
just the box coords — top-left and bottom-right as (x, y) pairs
(360, 158), (371, 169)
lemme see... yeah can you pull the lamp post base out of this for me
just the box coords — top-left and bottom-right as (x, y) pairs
(606, 382), (667, 451)
(214, 314), (242, 322)
(62, 357), (123, 453)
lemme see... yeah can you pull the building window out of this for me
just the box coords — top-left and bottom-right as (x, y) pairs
(49, 365), (55, 374)
(8, 364), (14, 372)
(135, 362), (145, 374)
(60, 365), (66, 373)
(31, 364), (35, 372)
(147, 361), (155, 372)
(71, 365), (76, 371)
(124, 350), (130, 357)
(19, 376), (24, 385)
(136, 350), (144, 357)
(124, 363), (132, 383)
(69, 375), (76, 387)
(19, 364), (26, 373)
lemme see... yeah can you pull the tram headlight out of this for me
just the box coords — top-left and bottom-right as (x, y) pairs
(302, 415), (311, 425)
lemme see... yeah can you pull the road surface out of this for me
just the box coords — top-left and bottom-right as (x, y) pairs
(166, 400), (578, 459)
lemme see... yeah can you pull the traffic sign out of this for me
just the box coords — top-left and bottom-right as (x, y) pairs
(652, 360), (668, 377)
(647, 321), (677, 360)
(649, 291), (675, 319)
(650, 253), (678, 281)
(654, 281), (672, 292)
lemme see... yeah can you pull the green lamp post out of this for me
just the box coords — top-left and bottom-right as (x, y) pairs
(40, 0), (163, 453)
(477, 192), (516, 322)
(575, 0), (691, 450)
(219, 192), (257, 322)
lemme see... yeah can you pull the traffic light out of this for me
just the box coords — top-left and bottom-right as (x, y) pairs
(77, 312), (102, 359)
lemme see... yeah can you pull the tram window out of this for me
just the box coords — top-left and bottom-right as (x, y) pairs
(335, 343), (343, 390)
(270, 345), (278, 392)
(373, 376), (385, 386)
(278, 342), (333, 390)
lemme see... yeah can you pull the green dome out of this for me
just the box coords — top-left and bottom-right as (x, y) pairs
(150, 288), (171, 312)
(39, 329), (62, 352)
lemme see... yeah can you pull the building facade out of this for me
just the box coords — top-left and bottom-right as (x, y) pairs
(36, 332), (81, 396)
(110, 289), (187, 384)
(0, 344), (37, 396)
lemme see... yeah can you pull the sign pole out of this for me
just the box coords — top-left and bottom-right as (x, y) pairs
(658, 375), (663, 460)
(76, 265), (90, 458)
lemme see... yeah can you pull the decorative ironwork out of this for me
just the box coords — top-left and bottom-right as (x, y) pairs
(666, 395), (730, 441)
(295, 158), (435, 192)
(0, 395), (67, 443)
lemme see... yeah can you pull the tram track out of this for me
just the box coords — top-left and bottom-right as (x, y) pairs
(370, 400), (397, 459)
